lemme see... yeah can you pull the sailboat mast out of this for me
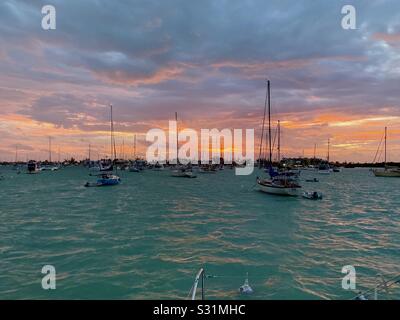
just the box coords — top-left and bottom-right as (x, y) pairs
(175, 112), (179, 164)
(122, 139), (125, 160)
(384, 126), (387, 166)
(49, 136), (52, 163)
(327, 138), (330, 163)
(133, 134), (136, 160)
(15, 145), (18, 163)
(258, 80), (269, 168)
(267, 80), (272, 165)
(314, 143), (316, 160)
(110, 105), (113, 160)
(110, 104), (117, 161)
(277, 120), (281, 163)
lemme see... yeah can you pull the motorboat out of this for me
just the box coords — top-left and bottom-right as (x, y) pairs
(302, 191), (323, 200)
(85, 173), (121, 187)
(171, 167), (197, 178)
(27, 160), (40, 174)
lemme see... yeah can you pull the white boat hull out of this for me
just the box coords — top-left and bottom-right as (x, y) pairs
(373, 169), (400, 177)
(257, 181), (300, 196)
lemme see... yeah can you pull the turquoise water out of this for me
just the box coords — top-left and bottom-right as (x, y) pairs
(1, 166), (399, 299)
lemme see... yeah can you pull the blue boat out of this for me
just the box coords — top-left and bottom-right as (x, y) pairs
(85, 174), (121, 187)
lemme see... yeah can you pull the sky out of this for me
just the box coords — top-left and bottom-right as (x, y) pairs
(0, 0), (400, 162)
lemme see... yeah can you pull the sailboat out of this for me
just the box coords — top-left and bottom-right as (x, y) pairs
(85, 105), (121, 187)
(12, 146), (23, 173)
(318, 139), (331, 174)
(318, 163), (330, 175)
(39, 137), (60, 171)
(171, 112), (197, 178)
(128, 134), (140, 172)
(373, 127), (400, 177)
(256, 80), (301, 196)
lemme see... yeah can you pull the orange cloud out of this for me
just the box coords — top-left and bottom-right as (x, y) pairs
(211, 56), (366, 74)
(1, 105), (400, 163)
(372, 32), (400, 46)
(93, 64), (187, 86)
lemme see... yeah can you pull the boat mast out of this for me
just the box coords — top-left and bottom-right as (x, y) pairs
(49, 136), (52, 163)
(122, 139), (125, 160)
(314, 143), (316, 161)
(384, 126), (387, 167)
(277, 120), (281, 163)
(175, 112), (179, 165)
(110, 104), (117, 161)
(258, 80), (269, 168)
(327, 138), (330, 163)
(110, 105), (113, 160)
(15, 145), (18, 163)
(133, 134), (136, 160)
(267, 80), (272, 165)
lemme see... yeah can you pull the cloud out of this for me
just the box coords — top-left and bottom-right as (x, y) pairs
(373, 32), (400, 46)
(9, 143), (34, 151)
(1, 0), (400, 161)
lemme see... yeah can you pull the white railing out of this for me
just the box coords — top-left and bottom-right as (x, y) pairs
(188, 268), (205, 300)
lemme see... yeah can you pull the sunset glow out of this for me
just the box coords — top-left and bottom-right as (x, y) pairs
(1, 1), (399, 163)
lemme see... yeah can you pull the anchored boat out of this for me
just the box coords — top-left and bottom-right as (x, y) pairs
(318, 163), (331, 175)
(374, 168), (400, 177)
(257, 174), (301, 196)
(85, 105), (121, 187)
(373, 127), (400, 177)
(85, 173), (121, 187)
(171, 165), (197, 178)
(198, 165), (217, 174)
(27, 160), (40, 174)
(302, 191), (323, 200)
(170, 112), (197, 179)
(256, 80), (301, 196)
